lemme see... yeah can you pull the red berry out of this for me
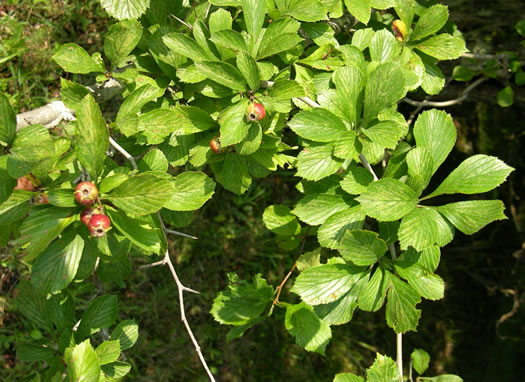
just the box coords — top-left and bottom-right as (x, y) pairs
(88, 214), (111, 237)
(34, 193), (49, 205)
(209, 136), (222, 154)
(15, 176), (35, 191)
(246, 102), (266, 122)
(80, 206), (101, 226)
(75, 182), (98, 206)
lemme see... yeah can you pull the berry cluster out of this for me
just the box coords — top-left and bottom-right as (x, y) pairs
(75, 182), (111, 237)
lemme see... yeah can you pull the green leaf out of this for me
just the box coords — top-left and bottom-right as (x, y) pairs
(426, 155), (514, 198)
(7, 124), (54, 179)
(411, 4), (449, 41)
(164, 172), (215, 211)
(211, 274), (273, 325)
(0, 190), (32, 225)
(344, 0), (371, 24)
(367, 353), (400, 382)
(497, 86), (514, 108)
(422, 375), (463, 382)
(452, 65), (475, 82)
(358, 266), (389, 312)
(18, 206), (76, 262)
(302, 22), (339, 47)
(357, 178), (418, 221)
(330, 63), (366, 123)
(361, 119), (407, 149)
(52, 43), (105, 73)
(296, 249), (321, 271)
(46, 189), (76, 207)
(334, 373), (365, 382)
(17, 344), (56, 362)
(263, 204), (301, 236)
(285, 302), (332, 355)
(60, 78), (90, 109)
(236, 123), (262, 155)
(162, 32), (212, 62)
(386, 274), (421, 333)
(77, 295), (119, 339)
(0, 93), (16, 146)
(411, 348), (430, 375)
(407, 147), (434, 195)
(296, 145), (343, 181)
(15, 281), (53, 330)
(339, 230), (387, 266)
(318, 206), (365, 249)
(351, 28), (374, 51)
(172, 105), (217, 135)
(414, 34), (467, 60)
(104, 19), (142, 66)
(257, 18), (303, 59)
(340, 166), (374, 195)
(241, 0), (266, 41)
(106, 209), (163, 254)
(314, 277), (365, 326)
(31, 233), (84, 294)
(216, 153), (252, 195)
(138, 149), (168, 173)
(195, 61), (247, 91)
(64, 340), (100, 382)
(96, 340), (121, 365)
(219, 99), (250, 147)
(236, 52), (260, 91)
(211, 30), (249, 53)
(277, 0), (328, 22)
(110, 320), (139, 350)
(370, 29), (399, 63)
(292, 263), (367, 305)
(0, 156), (16, 205)
(116, 84), (165, 122)
(395, 259), (444, 300)
(101, 361), (132, 378)
(134, 109), (177, 144)
(100, 0), (150, 20)
(363, 62), (405, 125)
(106, 172), (175, 216)
(75, 95), (109, 180)
(398, 207), (440, 251)
(293, 193), (350, 226)
(436, 200), (506, 235)
(289, 109), (347, 142)
(421, 57), (445, 95)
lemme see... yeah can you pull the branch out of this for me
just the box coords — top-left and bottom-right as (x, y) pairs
(16, 78), (124, 131)
(403, 77), (488, 108)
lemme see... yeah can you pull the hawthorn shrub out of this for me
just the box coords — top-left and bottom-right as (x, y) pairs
(0, 0), (515, 381)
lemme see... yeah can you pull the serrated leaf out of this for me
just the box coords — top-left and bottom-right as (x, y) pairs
(52, 43), (104, 73)
(314, 281), (364, 326)
(436, 200), (506, 235)
(31, 233), (84, 294)
(413, 109), (455, 175)
(18, 206), (76, 262)
(64, 340), (100, 382)
(340, 166), (374, 195)
(116, 84), (165, 121)
(318, 206), (365, 249)
(370, 29), (399, 63)
(60, 78), (90, 109)
(138, 149), (168, 173)
(106, 209), (163, 254)
(344, 0), (371, 24)
(361, 119), (407, 149)
(411, 4), (449, 41)
(106, 173), (175, 215)
(104, 19), (142, 66)
(257, 18), (303, 59)
(216, 153), (252, 195)
(195, 61), (247, 91)
(351, 28), (374, 51)
(236, 123), (262, 155)
(292, 193), (350, 226)
(407, 146), (434, 195)
(263, 204), (301, 236)
(96, 340), (121, 365)
(398, 207), (440, 251)
(211, 30), (249, 53)
(7, 124), (54, 179)
(302, 22), (338, 47)
(17, 344), (56, 362)
(277, 0), (328, 22)
(0, 92), (16, 146)
(289, 108), (347, 142)
(339, 230), (387, 266)
(219, 99), (250, 147)
(211, 274), (273, 325)
(241, 0), (265, 41)
(15, 281), (53, 330)
(0, 190), (32, 225)
(100, 0), (150, 20)
(334, 373), (365, 382)
(285, 302), (332, 355)
(367, 353), (400, 382)
(164, 172), (215, 211)
(162, 32), (212, 62)
(357, 178), (418, 221)
(395, 259), (444, 300)
(101, 361), (132, 378)
(110, 320), (139, 351)
(0, 156), (16, 205)
(414, 34), (467, 60)
(426, 155), (514, 198)
(411, 348), (430, 375)
(363, 62), (405, 125)
(236, 52), (260, 90)
(296, 145), (343, 181)
(75, 95), (109, 180)
(296, 249), (321, 271)
(358, 266), (389, 312)
(386, 275), (421, 333)
(77, 295), (119, 339)
(291, 263), (367, 305)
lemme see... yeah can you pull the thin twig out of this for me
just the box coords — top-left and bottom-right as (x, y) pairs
(359, 154), (379, 181)
(108, 136), (137, 169)
(166, 228), (199, 240)
(170, 14), (193, 30)
(403, 77), (488, 108)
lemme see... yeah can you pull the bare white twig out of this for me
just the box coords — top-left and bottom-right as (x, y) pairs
(170, 14), (193, 30)
(403, 77), (488, 108)
(108, 137), (137, 170)
(359, 154), (379, 181)
(166, 228), (199, 240)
